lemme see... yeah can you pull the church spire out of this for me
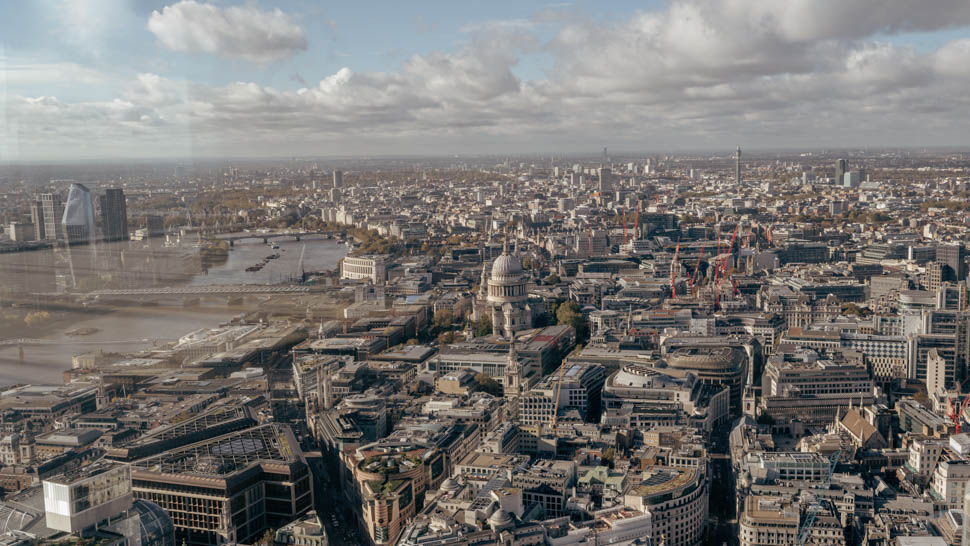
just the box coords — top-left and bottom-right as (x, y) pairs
(508, 334), (517, 365)
(505, 335), (521, 397)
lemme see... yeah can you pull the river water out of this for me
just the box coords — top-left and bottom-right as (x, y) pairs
(0, 235), (347, 385)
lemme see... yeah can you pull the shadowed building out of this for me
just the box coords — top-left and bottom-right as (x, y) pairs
(130, 424), (313, 546)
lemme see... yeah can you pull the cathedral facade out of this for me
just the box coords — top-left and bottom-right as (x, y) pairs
(472, 242), (533, 339)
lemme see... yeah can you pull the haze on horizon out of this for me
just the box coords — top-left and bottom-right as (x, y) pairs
(2, 0), (970, 161)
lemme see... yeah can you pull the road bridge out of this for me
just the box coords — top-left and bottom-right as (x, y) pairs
(84, 285), (317, 296)
(214, 230), (342, 244)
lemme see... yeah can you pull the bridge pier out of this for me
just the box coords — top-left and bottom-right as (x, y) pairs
(295, 235), (301, 241)
(229, 240), (234, 247)
(263, 237), (268, 244)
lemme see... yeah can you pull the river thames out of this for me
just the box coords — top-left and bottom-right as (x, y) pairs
(0, 235), (347, 384)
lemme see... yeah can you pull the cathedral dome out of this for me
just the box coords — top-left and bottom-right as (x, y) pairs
(491, 253), (523, 278)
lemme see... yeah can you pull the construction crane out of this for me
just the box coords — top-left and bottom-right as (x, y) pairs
(947, 375), (970, 433)
(550, 362), (569, 435)
(955, 396), (970, 434)
(623, 206), (629, 244)
(718, 226), (740, 298)
(670, 240), (681, 299)
(633, 202), (641, 239)
(713, 228), (722, 308)
(690, 245), (705, 297)
(795, 450), (841, 546)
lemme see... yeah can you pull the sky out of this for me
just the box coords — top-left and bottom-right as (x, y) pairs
(2, 0), (970, 161)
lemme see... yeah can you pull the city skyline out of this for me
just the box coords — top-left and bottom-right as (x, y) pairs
(2, 0), (970, 161)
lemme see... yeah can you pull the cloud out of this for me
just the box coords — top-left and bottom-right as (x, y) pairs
(5, 0), (970, 159)
(147, 0), (308, 62)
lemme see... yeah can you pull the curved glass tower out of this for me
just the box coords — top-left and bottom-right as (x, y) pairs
(61, 182), (96, 246)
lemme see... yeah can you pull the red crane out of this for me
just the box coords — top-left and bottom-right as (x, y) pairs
(949, 375), (970, 433)
(690, 245), (705, 297)
(622, 206), (628, 245)
(713, 229), (722, 308)
(956, 396), (970, 434)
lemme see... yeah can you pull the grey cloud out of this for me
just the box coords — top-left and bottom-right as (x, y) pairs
(6, 0), (970, 159)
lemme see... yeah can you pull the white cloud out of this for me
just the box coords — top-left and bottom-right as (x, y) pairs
(147, 0), (308, 62)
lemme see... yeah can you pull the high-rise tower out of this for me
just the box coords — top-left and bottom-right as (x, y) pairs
(99, 188), (129, 242)
(598, 166), (612, 193)
(40, 193), (64, 242)
(62, 182), (96, 246)
(736, 146), (742, 184)
(30, 200), (46, 241)
(836, 158), (847, 185)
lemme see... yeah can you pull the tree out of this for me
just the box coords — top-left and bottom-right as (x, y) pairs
(557, 300), (588, 342)
(24, 311), (51, 328)
(406, 338), (419, 345)
(437, 331), (456, 345)
(433, 309), (454, 330)
(473, 314), (492, 337)
(557, 300), (581, 326)
(474, 373), (503, 396)
(544, 274), (561, 285)
(601, 447), (616, 468)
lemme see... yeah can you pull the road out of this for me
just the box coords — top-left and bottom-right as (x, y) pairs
(706, 424), (739, 546)
(305, 451), (365, 546)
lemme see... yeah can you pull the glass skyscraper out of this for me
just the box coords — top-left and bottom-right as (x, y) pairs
(62, 182), (96, 246)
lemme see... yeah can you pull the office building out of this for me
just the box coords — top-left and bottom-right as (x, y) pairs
(760, 347), (875, 424)
(43, 463), (175, 546)
(30, 200), (46, 240)
(938, 243), (968, 282)
(41, 192), (64, 241)
(7, 222), (34, 242)
(740, 495), (844, 546)
(130, 424), (313, 546)
(598, 167), (611, 194)
(43, 464), (133, 533)
(835, 158), (847, 185)
(342, 439), (447, 545)
(341, 254), (388, 284)
(99, 188), (129, 242)
(624, 465), (708, 546)
(519, 362), (606, 425)
(600, 363), (730, 434)
(843, 170), (861, 188)
(662, 345), (747, 415)
(333, 169), (343, 188)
